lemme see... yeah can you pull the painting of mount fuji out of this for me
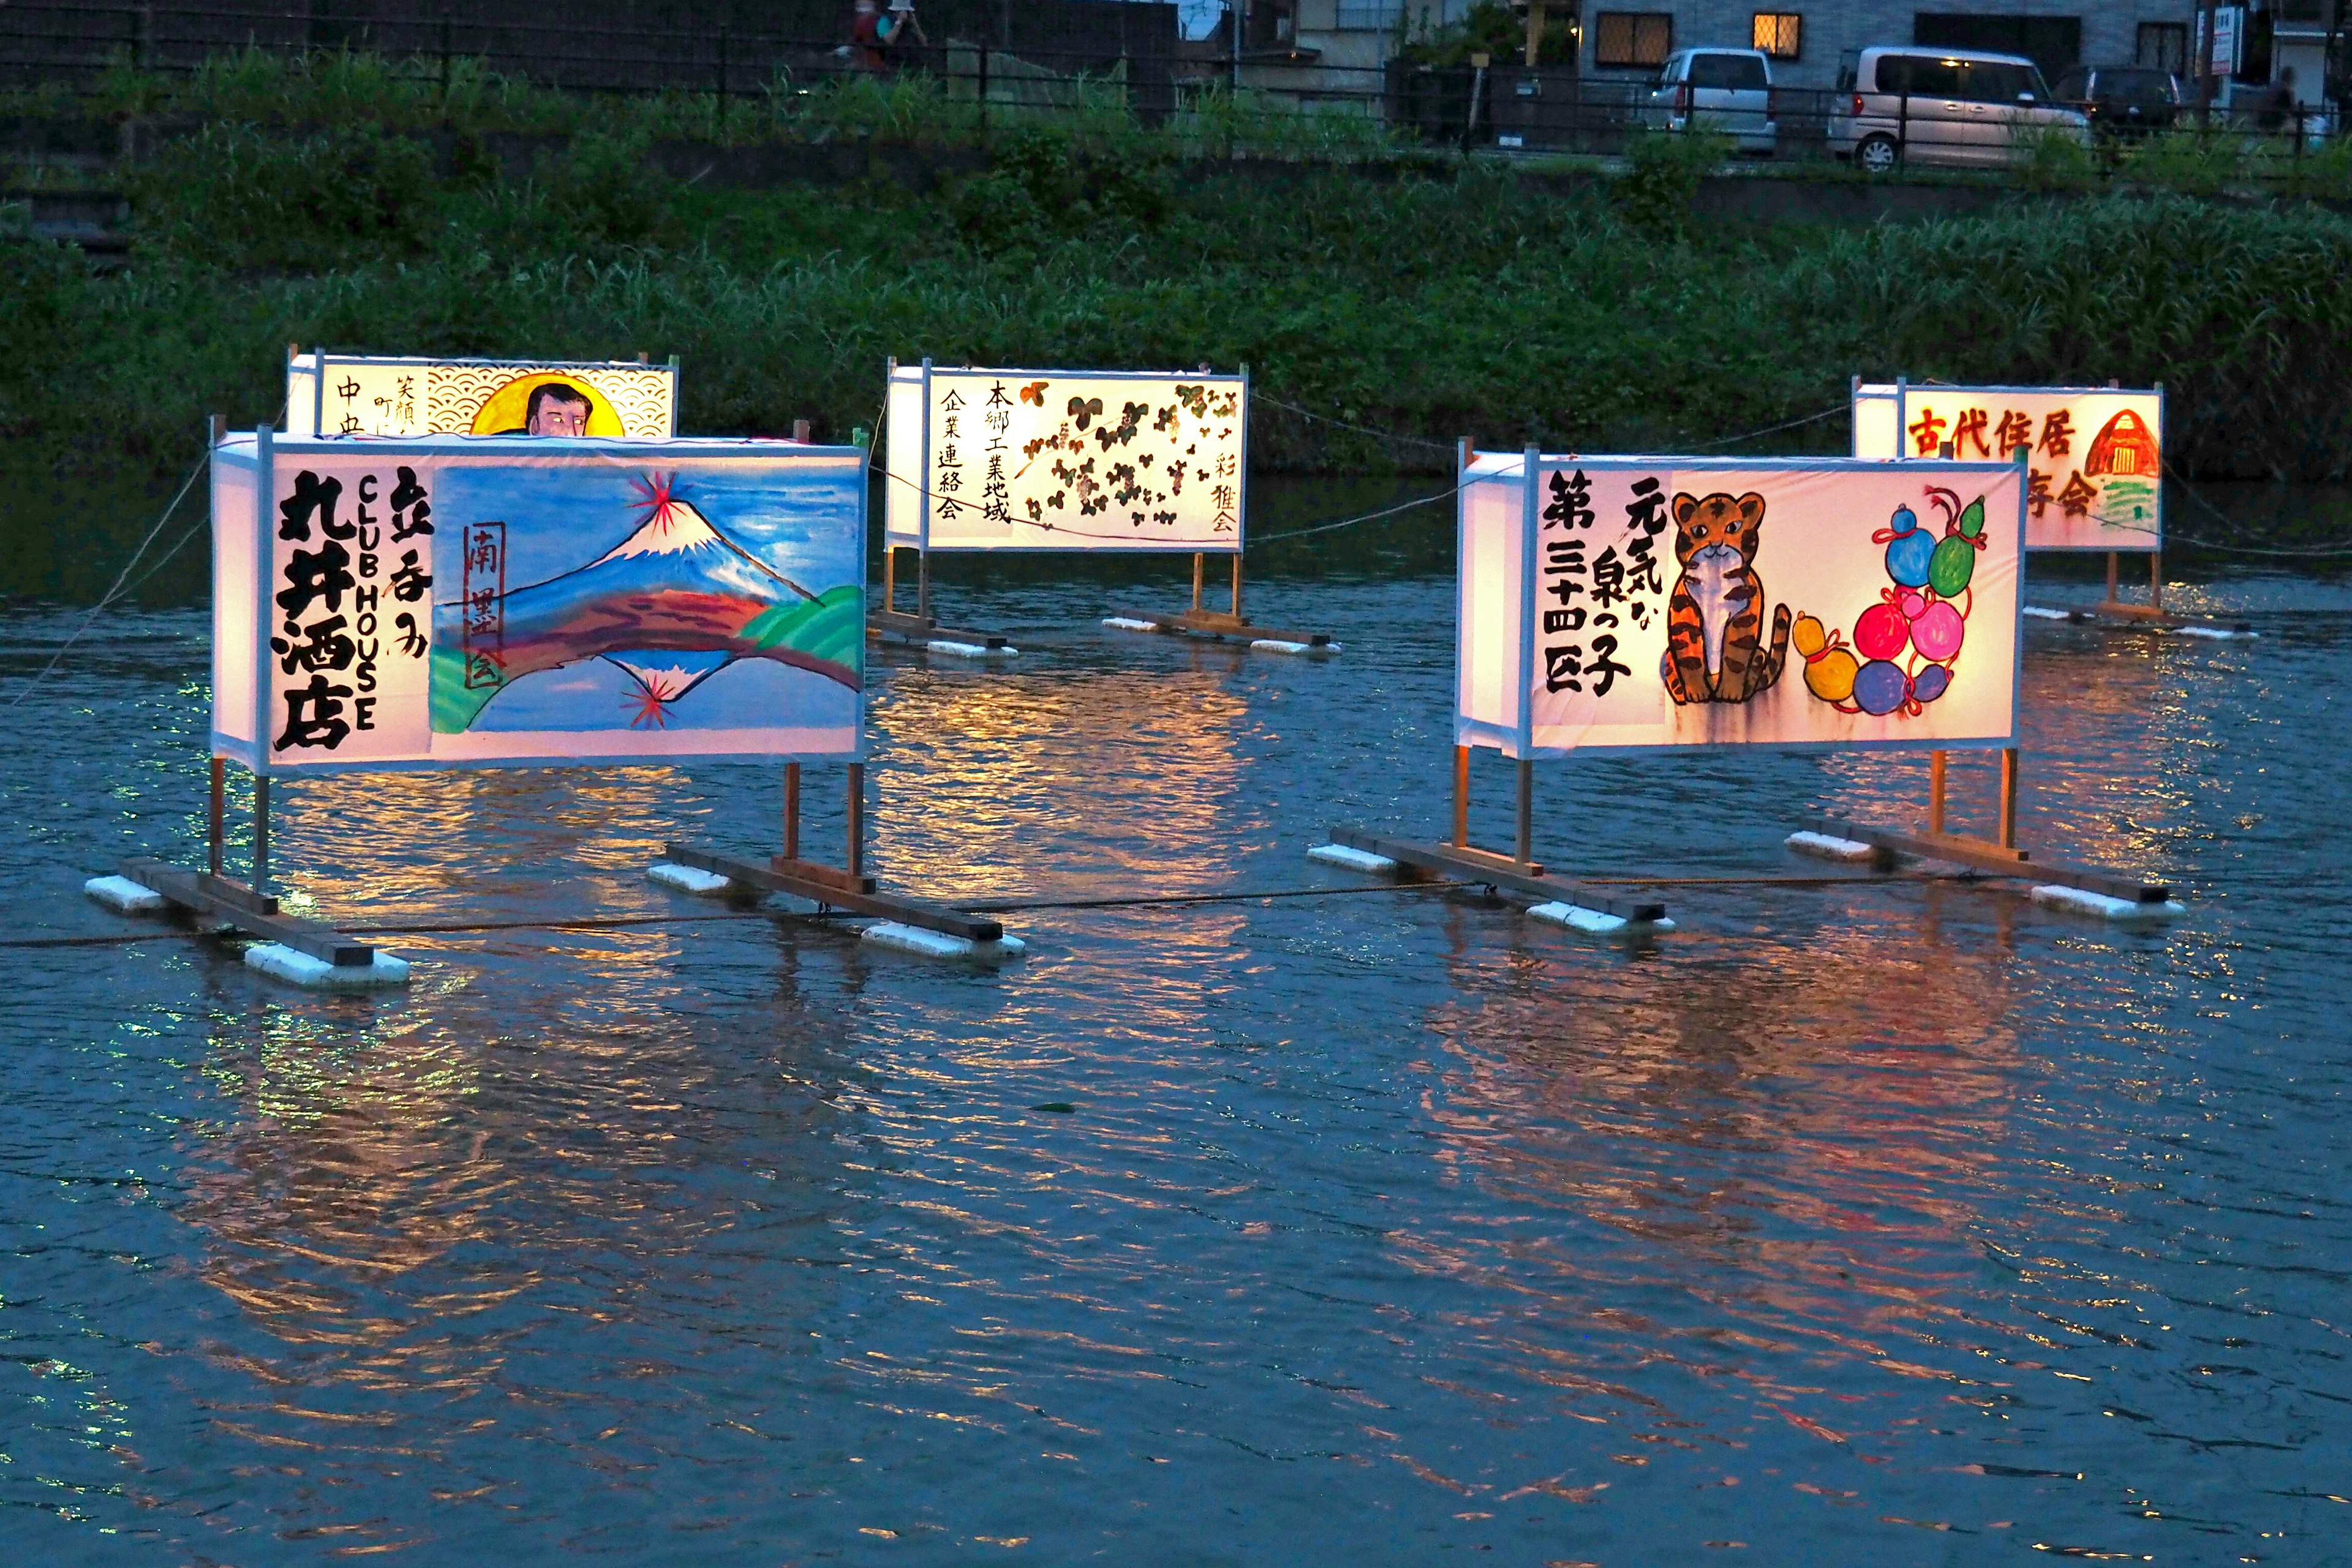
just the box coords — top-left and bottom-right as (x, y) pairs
(425, 450), (865, 761)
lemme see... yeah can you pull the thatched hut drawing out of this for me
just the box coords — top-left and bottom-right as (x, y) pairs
(2084, 409), (2159, 478)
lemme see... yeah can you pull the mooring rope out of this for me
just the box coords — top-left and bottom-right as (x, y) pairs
(1, 868), (1933, 953)
(2154, 456), (2352, 558)
(6, 446), (208, 708)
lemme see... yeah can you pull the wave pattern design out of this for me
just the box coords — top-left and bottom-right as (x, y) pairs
(426, 365), (675, 437)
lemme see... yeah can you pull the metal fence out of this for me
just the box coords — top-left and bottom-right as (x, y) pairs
(5, 0), (2348, 179)
(0, 0), (1193, 114)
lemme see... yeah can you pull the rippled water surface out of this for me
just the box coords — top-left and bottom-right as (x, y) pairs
(4, 544), (2350, 1565)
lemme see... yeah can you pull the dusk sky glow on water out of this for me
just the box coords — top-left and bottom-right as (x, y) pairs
(3, 556), (2347, 1566)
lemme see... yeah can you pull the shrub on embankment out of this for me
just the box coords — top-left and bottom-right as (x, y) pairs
(5, 121), (2352, 491)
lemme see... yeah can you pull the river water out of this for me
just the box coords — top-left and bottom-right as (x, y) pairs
(3, 499), (2349, 1564)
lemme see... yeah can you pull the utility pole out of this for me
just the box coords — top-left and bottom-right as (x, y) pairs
(2196, 0), (2217, 126)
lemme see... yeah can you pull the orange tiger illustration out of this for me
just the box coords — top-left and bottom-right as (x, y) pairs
(1660, 491), (1791, 706)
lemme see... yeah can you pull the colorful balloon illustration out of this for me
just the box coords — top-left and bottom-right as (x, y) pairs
(1853, 599), (1911, 662)
(1797, 485), (1989, 720)
(1852, 659), (1909, 715)
(1910, 599), (1966, 662)
(1792, 614), (1860, 704)
(1924, 486), (1988, 597)
(1875, 504), (1934, 588)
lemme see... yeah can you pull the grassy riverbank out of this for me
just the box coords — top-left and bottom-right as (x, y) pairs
(6, 98), (2352, 595)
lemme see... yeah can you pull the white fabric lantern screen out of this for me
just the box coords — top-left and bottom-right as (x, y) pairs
(213, 433), (867, 775)
(209, 440), (265, 766)
(883, 362), (1247, 553)
(1852, 381), (2163, 552)
(284, 350), (680, 440)
(1455, 454), (2027, 761)
(1455, 450), (1530, 749)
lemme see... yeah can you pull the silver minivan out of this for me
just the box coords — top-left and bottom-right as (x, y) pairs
(1642, 48), (1777, 156)
(1828, 46), (2089, 172)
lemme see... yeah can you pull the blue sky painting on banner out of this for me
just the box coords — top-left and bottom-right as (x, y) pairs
(429, 454), (865, 737)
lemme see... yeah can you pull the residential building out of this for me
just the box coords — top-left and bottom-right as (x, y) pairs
(1566, 0), (2335, 110)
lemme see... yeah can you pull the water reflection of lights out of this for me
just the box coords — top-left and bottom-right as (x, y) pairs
(867, 669), (1248, 903)
(168, 935), (862, 1529)
(1410, 901), (2026, 1434)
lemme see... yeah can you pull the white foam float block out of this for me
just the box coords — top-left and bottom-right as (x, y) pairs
(2167, 625), (2256, 640)
(84, 874), (167, 914)
(1250, 638), (1342, 655)
(1785, 830), (1880, 862)
(244, 942), (412, 989)
(926, 639), (1020, 658)
(860, 921), (1028, 962)
(2022, 605), (2072, 620)
(1101, 617), (1161, 633)
(647, 862), (734, 897)
(1528, 901), (1676, 937)
(2030, 884), (2188, 924)
(1308, 843), (1399, 874)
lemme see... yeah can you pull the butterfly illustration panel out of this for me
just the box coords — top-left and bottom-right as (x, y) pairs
(885, 366), (1246, 552)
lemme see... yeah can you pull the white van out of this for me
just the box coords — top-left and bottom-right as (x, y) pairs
(1641, 48), (1777, 156)
(1828, 46), (2089, 172)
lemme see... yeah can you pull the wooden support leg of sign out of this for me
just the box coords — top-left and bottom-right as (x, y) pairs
(784, 762), (801, 861)
(1453, 745), (1470, 849)
(2094, 549), (2171, 623)
(1803, 747), (2179, 916)
(868, 545), (1018, 655)
(660, 763), (1019, 954)
(1315, 749), (1670, 932)
(1999, 747), (2019, 851)
(1116, 553), (1338, 654)
(252, 775), (271, 897)
(208, 757), (225, 878)
(90, 761), (396, 983)
(1515, 760), (1534, 867)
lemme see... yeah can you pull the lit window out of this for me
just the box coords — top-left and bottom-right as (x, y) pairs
(1593, 12), (1673, 67)
(1752, 12), (1801, 60)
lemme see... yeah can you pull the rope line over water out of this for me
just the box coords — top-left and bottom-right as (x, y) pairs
(7, 448), (208, 707)
(6, 869), (1932, 952)
(2157, 455), (2352, 559)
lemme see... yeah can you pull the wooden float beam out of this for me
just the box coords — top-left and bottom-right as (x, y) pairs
(866, 607), (1015, 650)
(659, 841), (1004, 943)
(1328, 827), (1668, 923)
(1114, 608), (1335, 648)
(118, 856), (377, 967)
(1798, 817), (2169, 904)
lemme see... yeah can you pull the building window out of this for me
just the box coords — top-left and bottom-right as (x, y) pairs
(1913, 13), (2081, 86)
(1334, 0), (1402, 29)
(2137, 21), (2187, 72)
(1593, 12), (1672, 67)
(1752, 12), (1801, 59)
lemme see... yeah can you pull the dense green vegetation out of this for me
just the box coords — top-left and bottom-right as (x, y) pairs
(6, 55), (2352, 598)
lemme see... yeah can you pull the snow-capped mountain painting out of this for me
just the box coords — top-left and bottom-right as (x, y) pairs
(431, 467), (864, 736)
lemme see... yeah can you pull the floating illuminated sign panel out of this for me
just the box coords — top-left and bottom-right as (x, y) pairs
(884, 361), (1246, 552)
(1457, 453), (2024, 758)
(1853, 382), (2162, 552)
(211, 434), (865, 772)
(285, 352), (679, 440)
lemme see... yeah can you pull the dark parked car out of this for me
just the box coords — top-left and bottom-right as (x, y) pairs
(2051, 66), (2182, 135)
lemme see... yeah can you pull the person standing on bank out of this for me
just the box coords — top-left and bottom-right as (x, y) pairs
(2255, 66), (2299, 135)
(848, 0), (920, 71)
